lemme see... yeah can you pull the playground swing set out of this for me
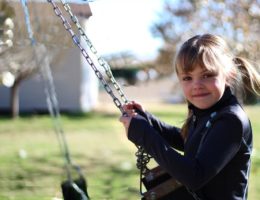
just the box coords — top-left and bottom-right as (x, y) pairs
(18, 0), (189, 199)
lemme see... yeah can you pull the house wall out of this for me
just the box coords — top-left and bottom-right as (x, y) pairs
(0, 47), (83, 113)
(21, 47), (82, 113)
(0, 87), (10, 110)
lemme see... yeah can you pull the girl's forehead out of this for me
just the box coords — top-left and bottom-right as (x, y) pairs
(178, 65), (210, 74)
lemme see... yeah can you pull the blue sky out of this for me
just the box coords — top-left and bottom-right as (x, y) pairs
(86, 0), (164, 61)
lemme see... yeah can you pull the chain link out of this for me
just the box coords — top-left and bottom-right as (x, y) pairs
(47, 0), (125, 113)
(60, 0), (128, 104)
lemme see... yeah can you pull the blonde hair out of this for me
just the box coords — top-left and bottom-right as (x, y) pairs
(174, 34), (260, 140)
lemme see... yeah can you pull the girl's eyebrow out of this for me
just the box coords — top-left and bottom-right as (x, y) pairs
(201, 69), (209, 73)
(179, 68), (215, 76)
(180, 69), (207, 75)
(200, 68), (217, 74)
(179, 71), (191, 75)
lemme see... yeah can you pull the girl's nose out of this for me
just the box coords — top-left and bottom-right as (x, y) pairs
(193, 79), (204, 89)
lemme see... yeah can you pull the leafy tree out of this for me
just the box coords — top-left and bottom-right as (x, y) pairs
(0, 1), (76, 118)
(0, 1), (15, 50)
(0, 1), (14, 24)
(150, 0), (198, 74)
(151, 0), (260, 103)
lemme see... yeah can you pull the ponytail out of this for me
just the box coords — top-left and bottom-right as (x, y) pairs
(233, 57), (260, 96)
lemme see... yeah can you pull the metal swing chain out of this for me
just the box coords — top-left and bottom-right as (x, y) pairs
(47, 0), (125, 114)
(41, 57), (73, 180)
(60, 0), (128, 105)
(21, 0), (73, 184)
(21, 2), (90, 199)
(57, 0), (151, 173)
(47, 0), (151, 195)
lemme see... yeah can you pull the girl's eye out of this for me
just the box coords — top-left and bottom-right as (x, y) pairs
(182, 76), (192, 81)
(203, 73), (215, 79)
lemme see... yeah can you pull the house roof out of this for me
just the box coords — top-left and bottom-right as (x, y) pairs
(70, 3), (92, 18)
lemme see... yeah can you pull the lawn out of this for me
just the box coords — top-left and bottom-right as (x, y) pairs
(0, 103), (259, 200)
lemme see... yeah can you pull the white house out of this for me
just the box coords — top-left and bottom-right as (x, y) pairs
(0, 1), (99, 113)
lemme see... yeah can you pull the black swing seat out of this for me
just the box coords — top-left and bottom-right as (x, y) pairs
(61, 175), (90, 200)
(142, 166), (195, 200)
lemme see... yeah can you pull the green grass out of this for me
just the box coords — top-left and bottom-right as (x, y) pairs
(0, 104), (259, 200)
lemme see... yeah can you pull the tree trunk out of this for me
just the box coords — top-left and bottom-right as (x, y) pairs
(11, 81), (19, 119)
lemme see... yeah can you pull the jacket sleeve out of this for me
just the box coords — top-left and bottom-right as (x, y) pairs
(144, 111), (184, 151)
(128, 113), (244, 191)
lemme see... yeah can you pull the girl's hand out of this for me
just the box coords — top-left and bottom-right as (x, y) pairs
(122, 101), (145, 114)
(119, 101), (144, 136)
(119, 114), (135, 136)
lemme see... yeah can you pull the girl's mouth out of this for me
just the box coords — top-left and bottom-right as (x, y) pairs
(192, 93), (210, 98)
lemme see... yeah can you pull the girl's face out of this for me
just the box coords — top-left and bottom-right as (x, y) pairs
(178, 66), (227, 109)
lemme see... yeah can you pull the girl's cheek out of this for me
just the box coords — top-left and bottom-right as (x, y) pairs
(182, 82), (192, 90)
(182, 87), (190, 98)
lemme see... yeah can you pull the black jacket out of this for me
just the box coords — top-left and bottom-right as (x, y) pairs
(128, 88), (252, 200)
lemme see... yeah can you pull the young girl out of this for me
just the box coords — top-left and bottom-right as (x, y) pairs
(119, 34), (260, 200)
